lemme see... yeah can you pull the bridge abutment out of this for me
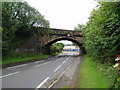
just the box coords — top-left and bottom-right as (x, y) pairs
(43, 45), (50, 55)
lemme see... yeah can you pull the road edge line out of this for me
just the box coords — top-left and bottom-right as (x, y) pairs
(48, 56), (80, 88)
(35, 77), (50, 89)
(0, 71), (19, 78)
(7, 64), (28, 69)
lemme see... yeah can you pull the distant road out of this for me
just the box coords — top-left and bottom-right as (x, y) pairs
(1, 51), (80, 89)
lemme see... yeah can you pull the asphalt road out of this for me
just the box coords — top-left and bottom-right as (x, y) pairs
(1, 51), (80, 89)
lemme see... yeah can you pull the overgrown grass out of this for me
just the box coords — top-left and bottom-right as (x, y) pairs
(77, 55), (110, 88)
(62, 85), (70, 88)
(96, 60), (119, 88)
(1, 53), (51, 65)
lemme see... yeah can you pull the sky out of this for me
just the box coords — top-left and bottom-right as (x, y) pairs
(25, 0), (98, 44)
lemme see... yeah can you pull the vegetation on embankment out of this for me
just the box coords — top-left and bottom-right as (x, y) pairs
(75, 2), (120, 63)
(2, 1), (51, 64)
(50, 43), (64, 55)
(1, 53), (51, 65)
(75, 2), (120, 88)
(1, 42), (64, 65)
(2, 1), (50, 57)
(77, 55), (119, 88)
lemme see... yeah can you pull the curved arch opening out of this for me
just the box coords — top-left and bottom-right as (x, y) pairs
(43, 37), (85, 55)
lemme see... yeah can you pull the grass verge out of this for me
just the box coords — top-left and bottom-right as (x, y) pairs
(62, 85), (71, 88)
(1, 53), (51, 65)
(77, 55), (110, 88)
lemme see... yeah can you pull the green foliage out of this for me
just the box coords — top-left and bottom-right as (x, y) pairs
(1, 53), (51, 65)
(74, 24), (85, 31)
(96, 62), (119, 88)
(79, 2), (120, 64)
(2, 2), (49, 56)
(50, 43), (64, 55)
(62, 31), (68, 35)
(62, 85), (70, 88)
(72, 43), (77, 46)
(76, 3), (120, 87)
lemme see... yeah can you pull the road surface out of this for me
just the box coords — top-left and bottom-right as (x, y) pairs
(1, 51), (80, 89)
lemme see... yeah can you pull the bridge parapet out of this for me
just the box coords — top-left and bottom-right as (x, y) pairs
(49, 28), (83, 37)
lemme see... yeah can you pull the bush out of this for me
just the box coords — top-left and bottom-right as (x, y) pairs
(50, 43), (64, 55)
(74, 2), (120, 64)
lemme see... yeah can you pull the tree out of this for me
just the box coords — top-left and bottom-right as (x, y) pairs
(50, 43), (64, 55)
(74, 24), (85, 31)
(2, 1), (49, 56)
(76, 2), (120, 64)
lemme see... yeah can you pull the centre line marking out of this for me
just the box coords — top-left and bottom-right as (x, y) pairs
(7, 64), (28, 69)
(63, 60), (66, 64)
(35, 61), (51, 67)
(66, 58), (69, 60)
(43, 62), (50, 65)
(54, 65), (62, 72)
(35, 77), (49, 89)
(0, 71), (19, 78)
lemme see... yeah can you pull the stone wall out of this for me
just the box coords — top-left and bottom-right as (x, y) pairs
(15, 35), (38, 53)
(14, 29), (84, 54)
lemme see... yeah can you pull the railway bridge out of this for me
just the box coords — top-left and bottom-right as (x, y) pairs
(16, 28), (85, 55)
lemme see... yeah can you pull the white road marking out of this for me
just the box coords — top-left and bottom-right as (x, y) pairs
(0, 71), (19, 78)
(65, 57), (71, 61)
(66, 58), (69, 60)
(54, 65), (62, 72)
(35, 60), (44, 63)
(48, 55), (77, 88)
(63, 60), (66, 64)
(35, 77), (49, 89)
(35, 61), (51, 67)
(35, 61), (40, 64)
(7, 64), (28, 69)
(35, 64), (42, 67)
(43, 62), (50, 65)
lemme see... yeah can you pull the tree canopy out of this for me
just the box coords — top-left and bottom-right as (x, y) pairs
(74, 24), (85, 31)
(50, 43), (64, 55)
(2, 1), (50, 56)
(76, 2), (120, 64)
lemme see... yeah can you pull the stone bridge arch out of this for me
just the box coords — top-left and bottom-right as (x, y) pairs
(16, 28), (85, 55)
(43, 37), (85, 55)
